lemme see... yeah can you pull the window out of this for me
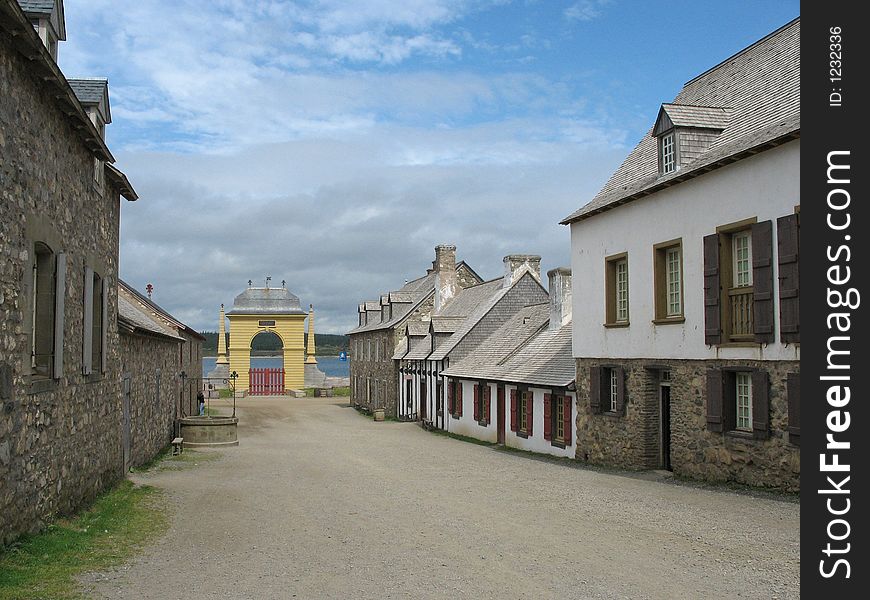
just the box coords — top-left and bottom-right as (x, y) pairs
(735, 372), (752, 431)
(554, 397), (565, 442)
(589, 366), (626, 416)
(609, 369), (619, 412)
(605, 253), (629, 326)
(83, 267), (107, 375)
(518, 391), (529, 432)
(654, 241), (683, 322)
(448, 380), (462, 418)
(660, 132), (676, 174)
(703, 220), (775, 345)
(94, 158), (104, 191)
(31, 243), (57, 378)
(544, 393), (573, 447)
(706, 369), (769, 439)
(473, 383), (490, 424)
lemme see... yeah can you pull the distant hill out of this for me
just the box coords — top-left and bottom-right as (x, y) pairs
(200, 332), (348, 356)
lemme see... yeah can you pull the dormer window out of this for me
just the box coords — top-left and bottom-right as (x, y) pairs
(660, 132), (677, 174)
(653, 103), (730, 176)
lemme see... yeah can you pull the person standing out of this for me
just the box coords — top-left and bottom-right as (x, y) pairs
(197, 391), (205, 416)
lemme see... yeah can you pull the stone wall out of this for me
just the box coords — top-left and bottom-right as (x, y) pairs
(119, 333), (181, 467)
(574, 357), (800, 491)
(1, 32), (127, 543)
(349, 329), (398, 416)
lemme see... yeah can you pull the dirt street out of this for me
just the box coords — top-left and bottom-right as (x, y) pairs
(85, 396), (799, 599)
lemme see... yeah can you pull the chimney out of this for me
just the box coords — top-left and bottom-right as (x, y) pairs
(503, 254), (542, 288)
(358, 304), (366, 326)
(433, 244), (458, 312)
(548, 267), (572, 330)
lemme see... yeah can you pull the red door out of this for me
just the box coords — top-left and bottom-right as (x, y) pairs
(497, 385), (505, 444)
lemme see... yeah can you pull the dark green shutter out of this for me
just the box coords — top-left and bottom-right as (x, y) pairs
(706, 369), (723, 432)
(752, 221), (775, 343)
(777, 214), (800, 343)
(751, 370), (770, 439)
(703, 234), (722, 345)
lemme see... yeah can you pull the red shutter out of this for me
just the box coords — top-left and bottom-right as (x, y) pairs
(787, 372), (800, 445)
(484, 385), (491, 423)
(447, 380), (454, 415)
(703, 233), (722, 345)
(752, 370), (770, 440)
(473, 384), (480, 421)
(457, 382), (463, 417)
(526, 391), (534, 436)
(543, 393), (552, 441)
(589, 366), (602, 414)
(706, 369), (723, 432)
(510, 388), (517, 432)
(752, 221), (775, 344)
(563, 396), (573, 446)
(777, 214), (800, 343)
(614, 367), (626, 415)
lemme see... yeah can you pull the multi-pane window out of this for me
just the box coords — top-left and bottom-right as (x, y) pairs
(732, 231), (752, 287)
(609, 369), (619, 412)
(519, 391), (529, 432)
(615, 260), (629, 322)
(554, 398), (565, 442)
(661, 132), (676, 174)
(735, 372), (753, 430)
(654, 241), (683, 321)
(666, 247), (681, 316)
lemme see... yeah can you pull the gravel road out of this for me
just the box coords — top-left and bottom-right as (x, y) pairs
(85, 396), (799, 599)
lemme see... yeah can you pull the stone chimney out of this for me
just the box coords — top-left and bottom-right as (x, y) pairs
(503, 254), (542, 288)
(547, 267), (572, 330)
(433, 244), (458, 312)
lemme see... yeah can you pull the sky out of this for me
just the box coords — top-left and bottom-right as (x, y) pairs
(58, 0), (799, 334)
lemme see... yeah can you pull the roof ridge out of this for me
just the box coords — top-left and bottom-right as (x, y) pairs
(684, 17), (799, 86)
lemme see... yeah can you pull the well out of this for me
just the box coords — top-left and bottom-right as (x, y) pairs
(179, 416), (239, 447)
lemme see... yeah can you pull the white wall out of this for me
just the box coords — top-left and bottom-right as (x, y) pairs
(448, 380), (577, 458)
(569, 141), (800, 362)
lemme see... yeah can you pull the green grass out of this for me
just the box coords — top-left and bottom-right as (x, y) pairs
(218, 388), (234, 399)
(0, 481), (167, 600)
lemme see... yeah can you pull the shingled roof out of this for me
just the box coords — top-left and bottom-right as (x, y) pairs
(442, 310), (574, 389)
(561, 17), (799, 225)
(68, 78), (111, 122)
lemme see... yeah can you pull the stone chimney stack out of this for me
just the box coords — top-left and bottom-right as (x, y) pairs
(503, 255), (542, 288)
(547, 267), (572, 330)
(433, 244), (458, 312)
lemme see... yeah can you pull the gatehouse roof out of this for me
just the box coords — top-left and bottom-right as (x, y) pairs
(227, 286), (306, 316)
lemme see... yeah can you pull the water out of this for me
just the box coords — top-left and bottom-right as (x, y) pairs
(202, 355), (349, 378)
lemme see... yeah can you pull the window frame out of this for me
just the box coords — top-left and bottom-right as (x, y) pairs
(653, 239), (685, 324)
(30, 242), (56, 380)
(734, 371), (753, 431)
(660, 131), (677, 174)
(716, 218), (758, 343)
(604, 252), (630, 327)
(518, 389), (530, 434)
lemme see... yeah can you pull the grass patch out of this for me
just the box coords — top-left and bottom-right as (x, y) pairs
(218, 388), (234, 399)
(331, 386), (350, 396)
(0, 481), (167, 600)
(430, 429), (497, 447)
(133, 448), (220, 474)
(203, 405), (224, 416)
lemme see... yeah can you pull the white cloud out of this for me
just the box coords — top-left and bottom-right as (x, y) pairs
(564, 0), (612, 22)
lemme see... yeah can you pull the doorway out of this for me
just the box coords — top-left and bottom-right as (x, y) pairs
(122, 373), (131, 472)
(660, 377), (672, 471)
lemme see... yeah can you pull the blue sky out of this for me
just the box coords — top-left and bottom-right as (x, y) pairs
(58, 0), (799, 334)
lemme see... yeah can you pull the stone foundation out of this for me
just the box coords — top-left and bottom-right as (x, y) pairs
(574, 357), (800, 492)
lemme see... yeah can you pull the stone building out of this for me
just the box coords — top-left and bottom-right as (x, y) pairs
(119, 281), (204, 422)
(347, 246), (482, 417)
(442, 268), (576, 458)
(398, 253), (548, 430)
(559, 19), (800, 490)
(1, 0), (143, 543)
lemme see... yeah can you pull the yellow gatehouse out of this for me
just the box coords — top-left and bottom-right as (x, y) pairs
(226, 280), (307, 393)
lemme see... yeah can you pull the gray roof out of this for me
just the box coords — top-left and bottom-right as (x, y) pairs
(431, 316), (465, 334)
(68, 79), (111, 123)
(428, 276), (537, 362)
(406, 321), (430, 337)
(657, 104), (731, 131)
(391, 337), (408, 360)
(443, 320), (574, 388)
(118, 295), (183, 341)
(404, 334), (433, 360)
(561, 18), (799, 225)
(227, 287), (306, 315)
(438, 279), (503, 318)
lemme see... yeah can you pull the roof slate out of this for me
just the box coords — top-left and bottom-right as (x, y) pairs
(117, 294), (183, 341)
(443, 320), (574, 388)
(561, 18), (799, 224)
(17, 0), (54, 14)
(660, 103), (731, 130)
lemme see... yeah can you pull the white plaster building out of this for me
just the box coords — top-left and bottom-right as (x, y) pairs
(559, 19), (800, 490)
